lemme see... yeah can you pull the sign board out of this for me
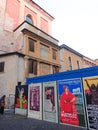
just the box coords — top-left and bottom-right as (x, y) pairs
(58, 78), (86, 128)
(43, 81), (58, 123)
(83, 76), (98, 130)
(28, 83), (42, 120)
(15, 85), (28, 116)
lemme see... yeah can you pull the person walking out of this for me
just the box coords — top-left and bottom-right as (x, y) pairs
(0, 95), (6, 115)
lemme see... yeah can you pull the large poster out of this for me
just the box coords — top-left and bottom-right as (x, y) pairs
(15, 85), (28, 116)
(43, 81), (58, 123)
(83, 76), (98, 130)
(58, 78), (86, 128)
(28, 83), (42, 120)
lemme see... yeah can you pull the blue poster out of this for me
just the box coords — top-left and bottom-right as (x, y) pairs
(58, 78), (86, 128)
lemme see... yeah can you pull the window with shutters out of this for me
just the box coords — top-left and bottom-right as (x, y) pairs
(0, 62), (4, 72)
(52, 49), (57, 60)
(29, 38), (36, 52)
(39, 62), (50, 75)
(40, 43), (49, 59)
(68, 57), (72, 70)
(28, 59), (37, 75)
(77, 60), (80, 69)
(53, 65), (59, 74)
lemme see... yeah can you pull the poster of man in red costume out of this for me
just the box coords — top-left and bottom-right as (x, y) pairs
(58, 78), (86, 128)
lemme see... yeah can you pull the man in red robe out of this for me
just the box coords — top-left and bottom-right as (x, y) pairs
(60, 86), (79, 126)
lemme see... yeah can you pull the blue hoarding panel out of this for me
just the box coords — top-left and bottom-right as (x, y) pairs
(26, 66), (98, 84)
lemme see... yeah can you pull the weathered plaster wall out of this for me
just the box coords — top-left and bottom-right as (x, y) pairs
(0, 54), (25, 97)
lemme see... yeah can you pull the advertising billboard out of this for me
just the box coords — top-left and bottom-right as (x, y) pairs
(58, 78), (86, 128)
(28, 83), (42, 120)
(43, 81), (58, 123)
(83, 76), (98, 130)
(15, 85), (28, 116)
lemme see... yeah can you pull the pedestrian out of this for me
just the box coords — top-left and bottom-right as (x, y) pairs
(0, 95), (6, 115)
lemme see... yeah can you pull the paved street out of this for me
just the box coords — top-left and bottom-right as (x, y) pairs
(0, 109), (87, 130)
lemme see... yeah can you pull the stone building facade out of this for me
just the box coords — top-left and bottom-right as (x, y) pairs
(0, 52), (25, 107)
(82, 57), (97, 68)
(0, 0), (60, 103)
(60, 44), (97, 72)
(0, 0), (97, 108)
(60, 44), (83, 72)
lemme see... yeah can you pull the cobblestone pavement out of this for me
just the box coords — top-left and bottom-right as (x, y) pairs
(0, 109), (87, 130)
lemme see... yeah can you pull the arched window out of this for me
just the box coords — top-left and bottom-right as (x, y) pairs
(77, 60), (80, 69)
(68, 57), (72, 70)
(26, 14), (33, 25)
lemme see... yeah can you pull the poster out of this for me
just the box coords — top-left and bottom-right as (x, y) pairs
(43, 81), (58, 123)
(15, 85), (28, 116)
(83, 76), (98, 130)
(28, 83), (42, 120)
(58, 78), (86, 127)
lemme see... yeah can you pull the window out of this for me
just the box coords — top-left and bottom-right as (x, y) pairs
(77, 60), (80, 69)
(0, 62), (4, 72)
(52, 49), (57, 60)
(29, 38), (36, 52)
(26, 14), (33, 24)
(40, 43), (49, 59)
(68, 57), (72, 70)
(53, 65), (59, 74)
(28, 59), (37, 75)
(39, 63), (50, 75)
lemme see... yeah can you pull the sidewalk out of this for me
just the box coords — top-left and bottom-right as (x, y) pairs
(0, 109), (87, 130)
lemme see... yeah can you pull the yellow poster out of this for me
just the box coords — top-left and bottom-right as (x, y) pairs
(83, 76), (98, 130)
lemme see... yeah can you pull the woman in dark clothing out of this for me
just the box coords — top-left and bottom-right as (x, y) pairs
(0, 95), (6, 115)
